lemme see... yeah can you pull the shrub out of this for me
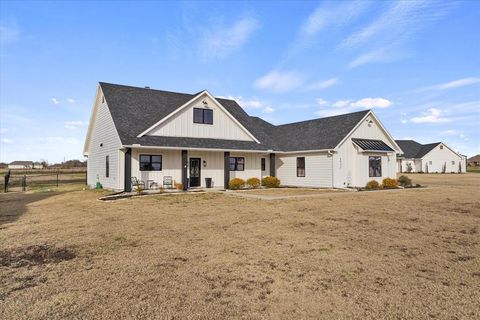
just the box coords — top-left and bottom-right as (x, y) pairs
(229, 178), (245, 190)
(398, 175), (412, 187)
(406, 163), (413, 173)
(365, 180), (380, 190)
(261, 176), (280, 188)
(175, 182), (183, 190)
(246, 177), (261, 189)
(382, 178), (399, 188)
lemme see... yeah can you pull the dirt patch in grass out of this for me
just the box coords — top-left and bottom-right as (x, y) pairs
(0, 174), (479, 319)
(0, 244), (76, 268)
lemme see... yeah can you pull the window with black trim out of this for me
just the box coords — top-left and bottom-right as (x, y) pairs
(106, 155), (109, 178)
(369, 156), (382, 177)
(297, 157), (305, 177)
(229, 157), (245, 171)
(261, 158), (266, 171)
(140, 155), (162, 171)
(193, 108), (213, 124)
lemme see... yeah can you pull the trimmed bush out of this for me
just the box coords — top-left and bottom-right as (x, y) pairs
(382, 178), (399, 189)
(398, 175), (412, 187)
(175, 182), (183, 190)
(365, 180), (380, 190)
(246, 177), (261, 189)
(229, 178), (245, 190)
(262, 176), (280, 188)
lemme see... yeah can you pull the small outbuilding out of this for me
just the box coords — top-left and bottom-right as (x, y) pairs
(395, 140), (466, 173)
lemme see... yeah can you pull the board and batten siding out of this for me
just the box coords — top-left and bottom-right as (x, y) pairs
(147, 94), (254, 141)
(333, 114), (398, 188)
(420, 144), (466, 173)
(276, 153), (333, 187)
(87, 94), (122, 190)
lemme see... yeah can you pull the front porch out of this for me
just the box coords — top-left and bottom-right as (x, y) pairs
(122, 147), (276, 192)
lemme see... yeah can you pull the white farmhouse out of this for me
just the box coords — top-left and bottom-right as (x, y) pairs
(396, 140), (466, 173)
(84, 83), (403, 191)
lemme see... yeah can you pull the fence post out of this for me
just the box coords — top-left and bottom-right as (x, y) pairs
(22, 175), (26, 192)
(56, 170), (59, 188)
(4, 170), (11, 193)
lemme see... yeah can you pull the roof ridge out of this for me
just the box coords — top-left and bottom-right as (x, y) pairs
(99, 82), (195, 97)
(276, 109), (370, 127)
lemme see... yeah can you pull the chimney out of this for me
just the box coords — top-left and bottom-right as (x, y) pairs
(145, 86), (150, 89)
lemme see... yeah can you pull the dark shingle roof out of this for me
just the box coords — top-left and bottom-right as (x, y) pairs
(99, 82), (372, 152)
(272, 110), (370, 151)
(395, 140), (441, 158)
(352, 138), (394, 152)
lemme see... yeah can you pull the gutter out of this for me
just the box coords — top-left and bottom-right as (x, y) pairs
(122, 145), (336, 155)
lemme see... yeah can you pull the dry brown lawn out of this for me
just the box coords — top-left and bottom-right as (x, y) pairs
(1, 174), (479, 319)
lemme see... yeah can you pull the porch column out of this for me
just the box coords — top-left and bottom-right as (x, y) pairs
(124, 148), (132, 192)
(181, 150), (188, 191)
(224, 151), (230, 189)
(269, 153), (276, 177)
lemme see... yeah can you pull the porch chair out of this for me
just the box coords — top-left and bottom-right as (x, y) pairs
(163, 176), (173, 189)
(131, 177), (145, 191)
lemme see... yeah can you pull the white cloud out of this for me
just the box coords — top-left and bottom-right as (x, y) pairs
(441, 130), (459, 136)
(300, 1), (370, 38)
(67, 98), (75, 104)
(1, 138), (14, 144)
(316, 98), (328, 106)
(342, 1), (455, 68)
(51, 98), (59, 105)
(421, 77), (480, 91)
(410, 108), (451, 123)
(254, 70), (303, 93)
(305, 77), (339, 91)
(263, 106), (274, 114)
(341, 1), (454, 49)
(440, 130), (469, 141)
(222, 95), (275, 114)
(64, 121), (87, 130)
(348, 47), (388, 68)
(332, 100), (351, 108)
(351, 97), (392, 109)
(316, 97), (393, 117)
(200, 17), (259, 59)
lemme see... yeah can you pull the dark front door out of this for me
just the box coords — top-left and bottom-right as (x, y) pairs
(189, 158), (201, 187)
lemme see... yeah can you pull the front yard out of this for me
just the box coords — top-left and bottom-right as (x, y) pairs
(0, 174), (479, 319)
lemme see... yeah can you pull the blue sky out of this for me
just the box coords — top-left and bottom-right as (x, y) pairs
(1, 0), (479, 163)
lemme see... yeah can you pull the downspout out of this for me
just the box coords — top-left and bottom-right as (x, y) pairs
(327, 150), (334, 188)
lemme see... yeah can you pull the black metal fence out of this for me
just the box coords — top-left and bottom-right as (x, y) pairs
(2, 169), (87, 192)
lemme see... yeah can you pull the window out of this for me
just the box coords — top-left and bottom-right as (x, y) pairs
(229, 157), (245, 171)
(429, 161), (432, 165)
(297, 157), (305, 177)
(451, 161), (455, 165)
(369, 156), (382, 177)
(261, 158), (266, 171)
(105, 155), (109, 178)
(140, 155), (162, 171)
(193, 108), (213, 124)
(440, 145), (443, 149)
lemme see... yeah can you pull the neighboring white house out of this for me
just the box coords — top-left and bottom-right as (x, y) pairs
(83, 82), (403, 191)
(8, 161), (34, 169)
(395, 140), (467, 173)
